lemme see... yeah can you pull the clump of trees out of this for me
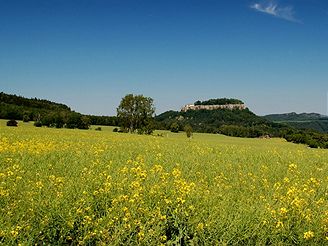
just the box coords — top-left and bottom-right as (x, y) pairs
(281, 129), (328, 149)
(0, 92), (117, 130)
(170, 122), (180, 133)
(117, 94), (155, 134)
(34, 121), (42, 127)
(88, 115), (118, 126)
(194, 98), (244, 106)
(0, 92), (70, 111)
(6, 119), (18, 127)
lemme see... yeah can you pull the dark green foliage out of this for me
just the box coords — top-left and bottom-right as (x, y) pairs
(194, 98), (244, 105)
(0, 92), (70, 111)
(156, 108), (328, 149)
(66, 114), (91, 129)
(113, 128), (118, 132)
(95, 127), (102, 131)
(184, 124), (193, 138)
(117, 94), (155, 134)
(137, 119), (156, 135)
(219, 125), (260, 138)
(6, 119), (18, 127)
(23, 114), (30, 122)
(282, 129), (328, 149)
(170, 122), (180, 133)
(264, 112), (326, 122)
(34, 121), (42, 127)
(157, 108), (268, 133)
(0, 92), (108, 130)
(263, 112), (328, 133)
(89, 115), (118, 126)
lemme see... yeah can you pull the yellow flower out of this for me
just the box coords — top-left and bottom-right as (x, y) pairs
(160, 235), (167, 242)
(280, 207), (288, 215)
(303, 230), (314, 240)
(197, 223), (204, 231)
(36, 181), (43, 189)
(288, 163), (297, 171)
(160, 215), (166, 221)
(276, 221), (283, 228)
(137, 231), (144, 240)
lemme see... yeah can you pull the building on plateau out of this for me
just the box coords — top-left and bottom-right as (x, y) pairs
(181, 103), (246, 112)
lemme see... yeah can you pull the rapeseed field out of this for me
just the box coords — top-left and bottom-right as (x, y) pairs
(1, 120), (328, 245)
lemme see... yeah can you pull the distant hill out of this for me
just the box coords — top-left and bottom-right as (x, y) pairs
(263, 112), (328, 133)
(156, 100), (328, 148)
(0, 92), (72, 120)
(156, 106), (284, 138)
(0, 92), (117, 127)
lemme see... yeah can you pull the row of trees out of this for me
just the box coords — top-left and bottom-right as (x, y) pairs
(194, 98), (244, 106)
(0, 92), (70, 111)
(2, 92), (327, 147)
(281, 129), (328, 149)
(36, 112), (91, 129)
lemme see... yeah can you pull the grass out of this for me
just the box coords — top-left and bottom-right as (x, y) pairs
(1, 119), (328, 245)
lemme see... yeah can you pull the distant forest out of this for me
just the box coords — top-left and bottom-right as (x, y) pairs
(1, 92), (327, 149)
(155, 107), (328, 149)
(0, 92), (117, 129)
(263, 112), (328, 134)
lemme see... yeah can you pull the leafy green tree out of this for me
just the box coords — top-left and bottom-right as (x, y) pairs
(170, 122), (179, 133)
(23, 114), (30, 122)
(79, 116), (91, 129)
(34, 121), (42, 127)
(184, 124), (193, 138)
(117, 94), (155, 133)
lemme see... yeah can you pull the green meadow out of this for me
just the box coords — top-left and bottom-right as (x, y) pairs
(1, 120), (328, 245)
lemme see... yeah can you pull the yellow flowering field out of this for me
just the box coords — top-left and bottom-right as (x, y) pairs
(1, 120), (328, 245)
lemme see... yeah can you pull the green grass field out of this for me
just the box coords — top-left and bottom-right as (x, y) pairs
(1, 120), (328, 245)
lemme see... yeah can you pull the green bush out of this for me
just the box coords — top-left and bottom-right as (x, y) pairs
(7, 119), (18, 127)
(184, 124), (193, 138)
(170, 122), (179, 133)
(23, 114), (30, 122)
(34, 121), (42, 127)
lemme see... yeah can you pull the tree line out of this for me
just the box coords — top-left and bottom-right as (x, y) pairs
(194, 98), (244, 105)
(0, 92), (117, 129)
(1, 92), (327, 148)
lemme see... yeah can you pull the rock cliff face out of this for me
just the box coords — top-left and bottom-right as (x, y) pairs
(181, 104), (246, 112)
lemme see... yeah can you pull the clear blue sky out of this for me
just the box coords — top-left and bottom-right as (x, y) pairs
(0, 0), (327, 116)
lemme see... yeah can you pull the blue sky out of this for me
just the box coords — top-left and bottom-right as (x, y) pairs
(0, 0), (327, 116)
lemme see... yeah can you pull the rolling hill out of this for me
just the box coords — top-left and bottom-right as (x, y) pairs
(263, 112), (328, 133)
(0, 92), (117, 127)
(155, 99), (284, 137)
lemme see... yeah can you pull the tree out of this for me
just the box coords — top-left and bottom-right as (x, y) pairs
(117, 94), (155, 133)
(23, 114), (30, 122)
(79, 116), (91, 129)
(7, 119), (18, 127)
(170, 122), (179, 133)
(184, 124), (193, 138)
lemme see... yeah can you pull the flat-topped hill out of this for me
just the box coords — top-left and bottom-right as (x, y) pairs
(181, 98), (246, 112)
